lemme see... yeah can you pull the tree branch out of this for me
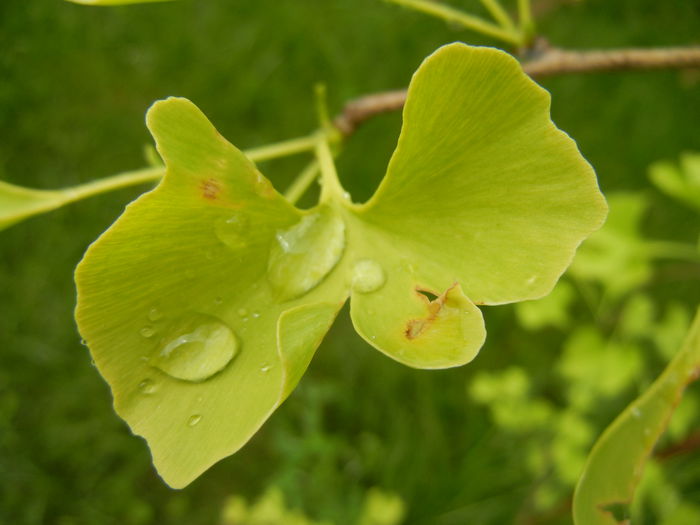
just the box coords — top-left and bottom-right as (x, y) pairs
(333, 46), (700, 136)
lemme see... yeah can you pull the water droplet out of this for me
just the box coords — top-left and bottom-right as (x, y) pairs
(148, 307), (163, 322)
(153, 315), (239, 382)
(237, 307), (248, 317)
(267, 208), (345, 300)
(252, 311), (260, 319)
(214, 296), (223, 305)
(631, 407), (642, 418)
(140, 326), (156, 338)
(188, 414), (202, 427)
(138, 379), (158, 395)
(351, 259), (385, 294)
(526, 275), (538, 285)
(260, 363), (272, 373)
(215, 213), (250, 250)
(80, 338), (87, 346)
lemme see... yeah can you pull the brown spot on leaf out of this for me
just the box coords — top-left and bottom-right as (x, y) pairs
(200, 178), (220, 200)
(404, 283), (458, 340)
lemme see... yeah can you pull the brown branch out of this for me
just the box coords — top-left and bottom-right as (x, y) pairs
(333, 46), (700, 136)
(655, 429), (700, 461)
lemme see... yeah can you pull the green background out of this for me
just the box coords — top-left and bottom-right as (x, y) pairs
(1, 0), (699, 523)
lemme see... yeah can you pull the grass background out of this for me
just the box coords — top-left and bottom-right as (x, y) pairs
(1, 0), (699, 523)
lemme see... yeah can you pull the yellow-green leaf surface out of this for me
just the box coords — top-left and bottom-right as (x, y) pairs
(573, 308), (700, 525)
(76, 43), (606, 487)
(349, 43), (607, 366)
(76, 98), (346, 488)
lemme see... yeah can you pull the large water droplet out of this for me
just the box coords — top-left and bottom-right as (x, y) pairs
(267, 208), (345, 300)
(153, 314), (238, 382)
(188, 414), (202, 427)
(351, 259), (385, 293)
(215, 213), (250, 250)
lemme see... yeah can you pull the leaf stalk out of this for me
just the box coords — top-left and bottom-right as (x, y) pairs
(383, 0), (524, 47)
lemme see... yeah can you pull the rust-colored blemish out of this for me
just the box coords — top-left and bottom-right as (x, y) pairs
(200, 177), (220, 200)
(404, 283), (458, 340)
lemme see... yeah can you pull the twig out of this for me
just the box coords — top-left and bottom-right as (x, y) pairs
(655, 429), (700, 461)
(333, 46), (700, 135)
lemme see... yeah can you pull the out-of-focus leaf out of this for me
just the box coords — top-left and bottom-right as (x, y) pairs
(357, 488), (406, 525)
(515, 279), (576, 330)
(558, 326), (643, 412)
(573, 307), (700, 525)
(570, 193), (651, 298)
(649, 152), (700, 213)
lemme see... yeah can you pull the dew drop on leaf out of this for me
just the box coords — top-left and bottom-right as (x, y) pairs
(138, 379), (158, 395)
(237, 308), (248, 317)
(187, 414), (202, 427)
(148, 307), (163, 322)
(267, 209), (345, 300)
(153, 315), (238, 382)
(260, 363), (271, 373)
(140, 326), (156, 338)
(351, 259), (386, 293)
(215, 213), (250, 250)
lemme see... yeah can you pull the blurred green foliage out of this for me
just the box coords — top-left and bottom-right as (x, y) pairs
(1, 0), (699, 524)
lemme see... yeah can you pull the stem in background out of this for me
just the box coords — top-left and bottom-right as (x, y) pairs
(61, 166), (166, 204)
(333, 45), (700, 135)
(244, 133), (319, 163)
(517, 0), (535, 40)
(642, 241), (700, 263)
(479, 0), (516, 32)
(284, 161), (320, 205)
(383, 0), (523, 47)
(6, 43), (700, 219)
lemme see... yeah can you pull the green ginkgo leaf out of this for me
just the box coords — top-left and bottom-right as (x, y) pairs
(573, 307), (700, 525)
(75, 43), (607, 487)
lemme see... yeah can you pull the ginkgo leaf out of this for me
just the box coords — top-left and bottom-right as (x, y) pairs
(76, 98), (347, 488)
(573, 307), (700, 525)
(75, 43), (606, 487)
